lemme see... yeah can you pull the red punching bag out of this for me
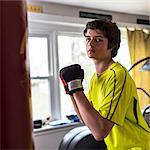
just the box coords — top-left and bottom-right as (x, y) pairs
(1, 1), (34, 149)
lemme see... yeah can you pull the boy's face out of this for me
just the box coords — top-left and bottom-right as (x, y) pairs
(85, 29), (112, 62)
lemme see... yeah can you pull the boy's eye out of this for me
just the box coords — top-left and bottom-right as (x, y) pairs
(95, 38), (102, 42)
(85, 37), (103, 43)
(86, 37), (91, 42)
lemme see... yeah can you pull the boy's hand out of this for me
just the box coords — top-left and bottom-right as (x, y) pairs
(59, 64), (84, 95)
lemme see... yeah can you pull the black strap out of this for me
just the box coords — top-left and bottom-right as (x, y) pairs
(133, 97), (139, 124)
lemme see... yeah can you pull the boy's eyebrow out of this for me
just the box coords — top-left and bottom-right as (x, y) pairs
(84, 35), (104, 38)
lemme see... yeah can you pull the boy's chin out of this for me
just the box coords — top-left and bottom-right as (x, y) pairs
(88, 55), (95, 59)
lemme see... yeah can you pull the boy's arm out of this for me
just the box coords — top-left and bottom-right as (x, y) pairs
(70, 95), (84, 124)
(59, 64), (114, 140)
(73, 91), (114, 141)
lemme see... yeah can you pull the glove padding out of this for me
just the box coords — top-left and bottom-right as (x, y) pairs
(59, 64), (84, 95)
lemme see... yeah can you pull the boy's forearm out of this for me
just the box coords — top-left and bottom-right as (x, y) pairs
(70, 95), (84, 123)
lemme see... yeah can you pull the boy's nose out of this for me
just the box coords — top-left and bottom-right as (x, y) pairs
(88, 39), (96, 47)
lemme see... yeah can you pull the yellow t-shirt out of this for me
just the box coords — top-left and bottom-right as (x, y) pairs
(87, 62), (150, 150)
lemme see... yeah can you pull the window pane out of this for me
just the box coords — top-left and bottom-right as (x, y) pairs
(28, 36), (49, 77)
(58, 35), (94, 119)
(114, 28), (131, 70)
(31, 79), (51, 120)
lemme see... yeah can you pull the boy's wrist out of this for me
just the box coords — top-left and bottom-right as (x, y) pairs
(73, 90), (84, 97)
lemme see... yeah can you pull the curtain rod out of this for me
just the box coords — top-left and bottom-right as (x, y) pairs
(117, 21), (150, 30)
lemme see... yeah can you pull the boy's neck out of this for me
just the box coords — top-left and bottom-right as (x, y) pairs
(94, 59), (114, 74)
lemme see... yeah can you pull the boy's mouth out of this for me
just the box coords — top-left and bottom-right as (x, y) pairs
(88, 48), (95, 53)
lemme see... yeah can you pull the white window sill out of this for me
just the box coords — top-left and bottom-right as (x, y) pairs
(34, 122), (83, 134)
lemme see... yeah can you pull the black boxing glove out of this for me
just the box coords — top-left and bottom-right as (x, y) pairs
(59, 64), (84, 95)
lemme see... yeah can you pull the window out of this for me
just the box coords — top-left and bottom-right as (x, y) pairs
(57, 29), (131, 119)
(114, 27), (131, 70)
(57, 34), (95, 119)
(28, 36), (51, 120)
(28, 13), (131, 123)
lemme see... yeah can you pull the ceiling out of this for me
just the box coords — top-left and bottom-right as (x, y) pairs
(41, 0), (150, 16)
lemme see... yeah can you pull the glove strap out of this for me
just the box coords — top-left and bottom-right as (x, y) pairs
(68, 79), (82, 91)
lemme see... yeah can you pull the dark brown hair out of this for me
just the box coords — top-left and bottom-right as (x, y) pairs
(83, 19), (121, 58)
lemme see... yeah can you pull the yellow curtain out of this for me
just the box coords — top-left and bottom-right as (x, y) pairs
(127, 29), (150, 109)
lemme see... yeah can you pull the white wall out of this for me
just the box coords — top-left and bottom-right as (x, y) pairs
(27, 1), (149, 24)
(34, 123), (83, 150)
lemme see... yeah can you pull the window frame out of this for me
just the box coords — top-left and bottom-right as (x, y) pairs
(28, 12), (88, 121)
(28, 29), (62, 120)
